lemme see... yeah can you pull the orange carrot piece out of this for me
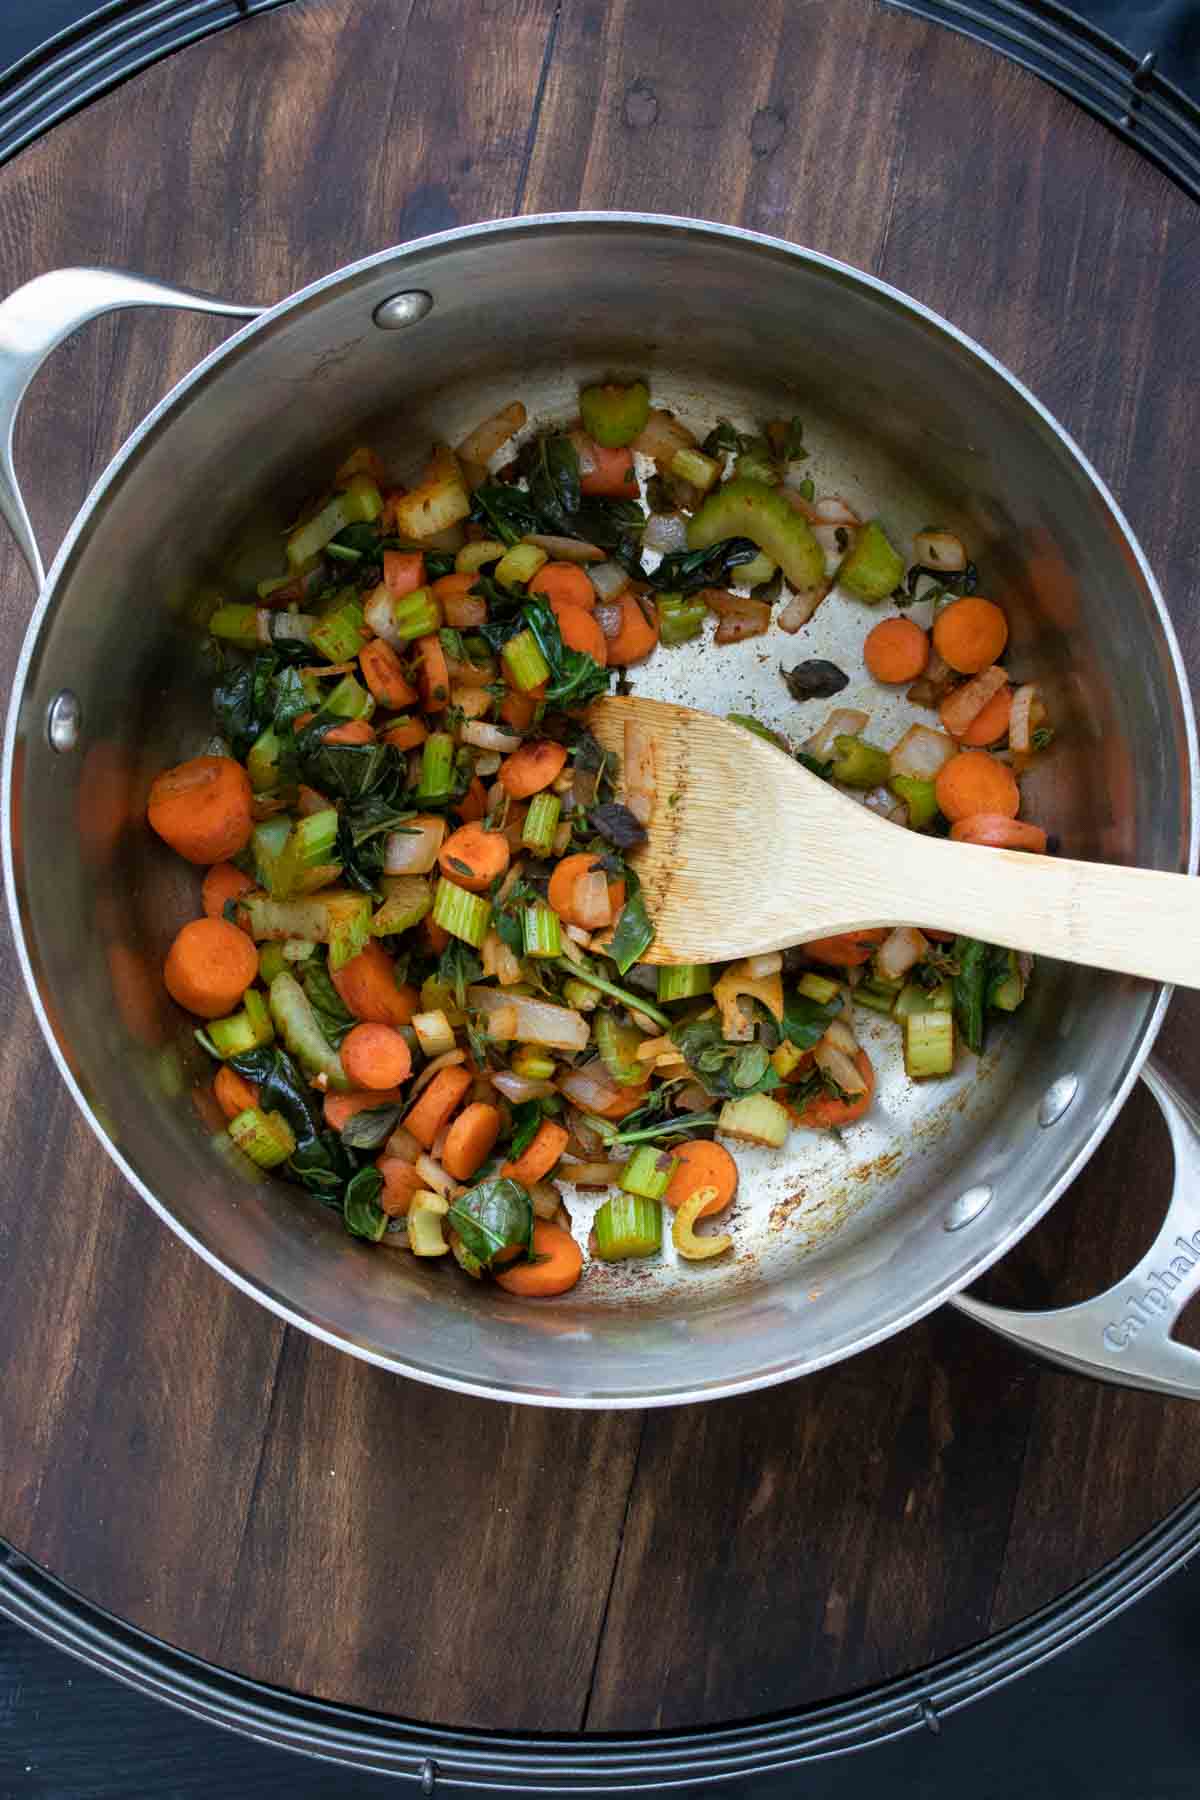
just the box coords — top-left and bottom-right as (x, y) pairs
(422, 917), (451, 956)
(528, 562), (596, 611)
(330, 941), (418, 1027)
(454, 776), (488, 824)
(214, 1066), (260, 1121)
(442, 1101), (503, 1182)
(360, 638), (418, 709)
(547, 852), (625, 928)
(586, 1082), (646, 1121)
(944, 683), (1012, 747)
(949, 813), (1048, 852)
(439, 821), (511, 892)
(298, 784), (333, 816)
(416, 633), (450, 711)
(603, 592), (659, 665)
(935, 750), (1020, 822)
(404, 1065), (474, 1149)
(551, 599), (608, 664)
(323, 1086), (408, 1132)
(794, 1049), (875, 1129)
(801, 929), (888, 968)
(383, 550), (425, 597)
(664, 1140), (738, 1218)
(323, 718), (376, 746)
(201, 861), (255, 923)
(501, 1119), (569, 1185)
(382, 716), (428, 751)
(495, 1220), (583, 1296)
(342, 1022), (413, 1090)
(499, 739), (568, 800)
(163, 917), (258, 1019)
(376, 1156), (426, 1216)
(498, 683), (545, 731)
(578, 441), (638, 499)
(148, 755), (253, 865)
(864, 616), (929, 684)
(932, 596), (1009, 674)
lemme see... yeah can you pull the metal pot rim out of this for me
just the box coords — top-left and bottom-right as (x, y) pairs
(5, 211), (1195, 1407)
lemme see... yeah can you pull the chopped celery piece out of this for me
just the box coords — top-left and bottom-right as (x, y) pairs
(657, 592), (708, 645)
(903, 1010), (955, 1078)
(286, 473), (383, 568)
(257, 573), (295, 600)
(502, 629), (551, 692)
(247, 891), (372, 973)
(521, 791), (561, 855)
(718, 1092), (791, 1147)
(282, 937), (319, 961)
(831, 735), (891, 788)
(268, 970), (348, 1088)
(734, 450), (778, 485)
(408, 1192), (451, 1256)
(562, 977), (600, 1012)
(391, 586), (441, 640)
(252, 815), (292, 892)
(416, 732), (455, 802)
(512, 1046), (556, 1081)
(771, 1039), (808, 1078)
(896, 979), (953, 1018)
(797, 972), (841, 1004)
(210, 603), (259, 648)
(552, 959), (671, 1031)
(739, 550), (777, 587)
(594, 1011), (646, 1086)
(593, 1191), (662, 1260)
(272, 809), (340, 898)
(579, 380), (650, 448)
(310, 594), (368, 663)
(620, 1144), (677, 1200)
(673, 1193), (733, 1260)
(522, 901), (562, 958)
(246, 727), (282, 793)
(449, 1230), (483, 1278)
(889, 773), (939, 830)
(989, 950), (1027, 1012)
(688, 477), (825, 593)
(323, 672), (375, 720)
(243, 988), (272, 1042)
(853, 984), (898, 1016)
(657, 964), (711, 1002)
(392, 451), (470, 540)
(258, 942), (288, 984)
(432, 876), (492, 948)
(455, 539), (506, 574)
(371, 874), (432, 937)
(837, 519), (904, 602)
(228, 1106), (296, 1169)
(495, 542), (547, 589)
(208, 1007), (262, 1059)
(669, 446), (720, 493)
(728, 713), (789, 753)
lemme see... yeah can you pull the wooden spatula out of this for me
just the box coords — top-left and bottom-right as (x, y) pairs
(587, 694), (1200, 983)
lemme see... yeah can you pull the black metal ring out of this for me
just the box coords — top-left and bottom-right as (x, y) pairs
(6, 1484), (1200, 1788)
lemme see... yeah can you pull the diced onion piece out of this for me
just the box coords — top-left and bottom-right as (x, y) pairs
(940, 664), (1008, 739)
(631, 408), (697, 467)
(491, 1069), (557, 1103)
(364, 585), (405, 649)
(704, 588), (771, 644)
(565, 923), (594, 946)
(913, 528), (967, 572)
(567, 430), (599, 477)
(412, 1011), (457, 1059)
(747, 953), (783, 978)
(1009, 683), (1043, 754)
(806, 708), (871, 759)
(642, 512), (690, 555)
(559, 1059), (626, 1114)
(414, 1154), (457, 1196)
(635, 1034), (676, 1061)
(862, 783), (907, 823)
(553, 821), (573, 855)
(558, 1159), (625, 1187)
(814, 1038), (868, 1095)
(384, 817), (446, 874)
(624, 718), (654, 827)
(778, 583), (831, 632)
(456, 400), (527, 467)
(590, 559), (631, 601)
(823, 1017), (860, 1056)
(889, 723), (957, 781)
(450, 683), (492, 720)
(529, 1180), (563, 1220)
(410, 1050), (468, 1100)
(443, 593), (488, 628)
(907, 647), (957, 710)
(522, 533), (604, 564)
(813, 494), (861, 526)
(384, 1125), (423, 1164)
(677, 1082), (711, 1113)
(875, 926), (929, 982)
(446, 654), (496, 690)
(474, 751), (502, 777)
(468, 986), (590, 1052)
(481, 929), (523, 986)
(572, 869), (613, 930)
(461, 720), (523, 753)
(595, 601), (625, 640)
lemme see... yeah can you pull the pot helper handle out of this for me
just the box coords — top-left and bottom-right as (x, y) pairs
(0, 268), (261, 589)
(953, 1063), (1200, 1398)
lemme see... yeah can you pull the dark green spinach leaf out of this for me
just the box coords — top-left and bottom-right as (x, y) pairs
(607, 888), (654, 976)
(343, 1166), (387, 1240)
(447, 1177), (534, 1268)
(646, 538), (760, 594)
(780, 987), (843, 1051)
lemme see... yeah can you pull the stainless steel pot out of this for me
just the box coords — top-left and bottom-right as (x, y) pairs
(4, 214), (1200, 1408)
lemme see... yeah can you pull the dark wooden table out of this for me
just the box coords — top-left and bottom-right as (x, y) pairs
(2, 0), (1200, 1741)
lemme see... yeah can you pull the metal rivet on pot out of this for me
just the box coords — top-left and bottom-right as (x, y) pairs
(373, 291), (434, 330)
(47, 690), (81, 752)
(420, 1759), (438, 1795)
(1038, 1073), (1079, 1128)
(944, 1185), (992, 1231)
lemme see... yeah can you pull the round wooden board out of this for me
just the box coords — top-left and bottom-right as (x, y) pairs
(2, 0), (1200, 1737)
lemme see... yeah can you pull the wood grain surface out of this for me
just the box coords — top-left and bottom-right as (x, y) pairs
(1, 0), (1200, 1735)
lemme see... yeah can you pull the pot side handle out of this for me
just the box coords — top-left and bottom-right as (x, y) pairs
(952, 1062), (1200, 1398)
(0, 268), (261, 589)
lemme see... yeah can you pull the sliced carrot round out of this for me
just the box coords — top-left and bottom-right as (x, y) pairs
(547, 852), (624, 928)
(495, 1220), (583, 1296)
(578, 442), (638, 499)
(148, 755), (253, 865)
(942, 682), (1012, 747)
(330, 941), (418, 1027)
(603, 592), (660, 665)
(323, 1086), (409, 1132)
(163, 917), (258, 1018)
(664, 1140), (738, 1218)
(454, 776), (488, 824)
(214, 1065), (260, 1120)
(863, 616), (929, 684)
(360, 638), (418, 709)
(794, 1049), (875, 1129)
(441, 1101), (503, 1182)
(498, 682), (546, 732)
(529, 562), (596, 610)
(932, 596), (1009, 674)
(802, 929), (888, 968)
(341, 1022), (413, 1090)
(551, 599), (608, 664)
(949, 813), (1048, 852)
(935, 750), (1020, 822)
(323, 718), (375, 745)
(501, 1119), (569, 1185)
(438, 820), (510, 892)
(404, 1064), (473, 1149)
(376, 1155), (426, 1216)
(201, 861), (255, 923)
(499, 739), (568, 799)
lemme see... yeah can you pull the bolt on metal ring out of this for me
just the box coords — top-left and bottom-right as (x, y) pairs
(47, 690), (81, 752)
(373, 291), (434, 330)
